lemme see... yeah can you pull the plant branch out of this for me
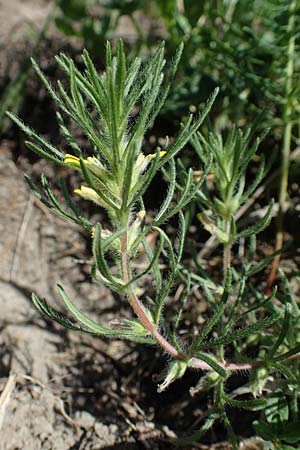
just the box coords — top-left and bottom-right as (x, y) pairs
(120, 229), (300, 373)
(223, 216), (232, 281)
(120, 231), (186, 360)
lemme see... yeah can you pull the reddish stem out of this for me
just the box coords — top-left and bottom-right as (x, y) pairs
(119, 232), (300, 372)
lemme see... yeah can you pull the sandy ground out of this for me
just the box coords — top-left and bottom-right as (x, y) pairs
(0, 146), (124, 449)
(0, 1), (169, 447)
(0, 0), (174, 440)
(0, 0), (52, 44)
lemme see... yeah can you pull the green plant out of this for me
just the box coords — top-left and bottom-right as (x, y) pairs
(253, 389), (300, 449)
(156, 0), (300, 294)
(7, 41), (300, 448)
(266, 0), (300, 292)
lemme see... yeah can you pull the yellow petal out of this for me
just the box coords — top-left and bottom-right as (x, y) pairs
(74, 185), (102, 206)
(64, 154), (80, 167)
(134, 151), (167, 176)
(146, 150), (167, 160)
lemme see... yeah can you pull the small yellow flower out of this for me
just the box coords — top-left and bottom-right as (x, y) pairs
(147, 150), (166, 160)
(64, 154), (81, 167)
(131, 151), (166, 190)
(74, 185), (103, 206)
(64, 154), (106, 177)
(135, 151), (166, 174)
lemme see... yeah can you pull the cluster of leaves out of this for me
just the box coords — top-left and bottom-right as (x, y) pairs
(7, 41), (300, 449)
(254, 386), (300, 449)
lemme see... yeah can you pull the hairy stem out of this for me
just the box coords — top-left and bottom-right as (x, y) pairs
(119, 223), (300, 372)
(218, 215), (232, 361)
(223, 216), (232, 280)
(120, 231), (186, 360)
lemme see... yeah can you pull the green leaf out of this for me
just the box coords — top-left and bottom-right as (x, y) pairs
(204, 313), (280, 349)
(147, 42), (184, 129)
(280, 446), (297, 450)
(41, 174), (87, 226)
(175, 210), (187, 265)
(269, 303), (292, 359)
(274, 343), (300, 362)
(223, 395), (266, 411)
(247, 246), (284, 277)
(190, 268), (232, 354)
(279, 268), (300, 316)
(57, 284), (116, 335)
(126, 233), (164, 287)
(6, 112), (64, 162)
(56, 112), (83, 156)
(237, 200), (274, 239)
(174, 272), (191, 331)
(240, 157), (266, 203)
(92, 223), (124, 287)
(153, 227), (178, 324)
(226, 267), (247, 328)
(155, 158), (176, 223)
(265, 390), (289, 425)
(81, 49), (107, 115)
(32, 293), (90, 332)
(159, 87), (219, 167)
(174, 411), (217, 446)
(101, 226), (127, 252)
(24, 175), (52, 209)
(25, 141), (65, 165)
(26, 174), (91, 228)
(129, 151), (161, 206)
(120, 140), (138, 210)
(252, 420), (275, 441)
(60, 179), (93, 230)
(194, 352), (227, 378)
(124, 43), (166, 148)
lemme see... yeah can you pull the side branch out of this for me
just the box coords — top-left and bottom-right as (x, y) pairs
(119, 232), (300, 373)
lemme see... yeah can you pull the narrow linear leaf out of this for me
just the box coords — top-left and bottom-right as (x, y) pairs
(32, 293), (91, 332)
(269, 303), (292, 359)
(190, 268), (232, 353)
(174, 411), (217, 446)
(159, 87), (219, 167)
(155, 158), (176, 223)
(126, 234), (164, 287)
(92, 223), (123, 286)
(237, 200), (274, 239)
(274, 343), (300, 362)
(57, 284), (116, 335)
(25, 141), (65, 165)
(194, 352), (228, 378)
(223, 395), (266, 411)
(204, 313), (280, 349)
